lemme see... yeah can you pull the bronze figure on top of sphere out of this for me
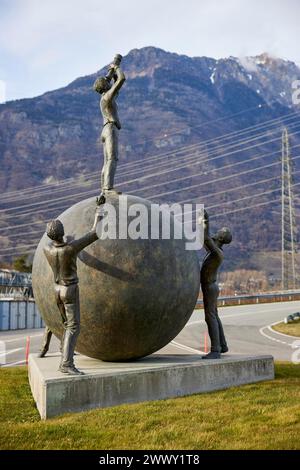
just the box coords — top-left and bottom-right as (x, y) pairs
(41, 203), (105, 375)
(93, 54), (126, 204)
(32, 56), (201, 365)
(200, 210), (232, 360)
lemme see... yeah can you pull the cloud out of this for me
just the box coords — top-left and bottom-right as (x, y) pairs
(238, 57), (259, 73)
(0, 0), (300, 100)
(0, 0), (162, 65)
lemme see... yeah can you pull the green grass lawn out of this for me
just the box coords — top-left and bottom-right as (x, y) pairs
(273, 319), (300, 337)
(0, 363), (299, 450)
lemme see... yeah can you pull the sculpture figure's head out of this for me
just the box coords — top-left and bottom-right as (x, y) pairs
(212, 227), (232, 246)
(46, 219), (64, 242)
(93, 77), (110, 94)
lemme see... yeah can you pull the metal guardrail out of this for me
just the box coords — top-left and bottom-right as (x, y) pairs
(196, 290), (300, 308)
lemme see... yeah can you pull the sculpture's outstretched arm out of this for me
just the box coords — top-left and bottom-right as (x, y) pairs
(201, 210), (219, 253)
(105, 65), (126, 100)
(71, 207), (105, 253)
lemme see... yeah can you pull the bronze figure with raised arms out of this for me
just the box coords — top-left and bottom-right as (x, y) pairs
(93, 54), (126, 204)
(42, 203), (105, 375)
(200, 210), (232, 359)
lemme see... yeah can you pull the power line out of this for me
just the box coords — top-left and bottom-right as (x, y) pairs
(120, 115), (300, 176)
(1, 202), (72, 223)
(177, 168), (300, 206)
(211, 198), (281, 219)
(182, 180), (300, 219)
(2, 140), (300, 241)
(3, 170), (294, 240)
(0, 242), (40, 255)
(2, 114), (300, 255)
(121, 101), (274, 147)
(4, 177), (300, 255)
(1, 110), (299, 201)
(2, 171), (286, 224)
(0, 118), (290, 204)
(148, 160), (280, 200)
(2, 130), (300, 217)
(0, 220), (45, 234)
(118, 110), (300, 172)
(133, 137), (300, 196)
(0, 139), (296, 226)
(3, 189), (300, 258)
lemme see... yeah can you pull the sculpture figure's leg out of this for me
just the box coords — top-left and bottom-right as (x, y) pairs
(59, 284), (80, 369)
(102, 124), (118, 190)
(55, 285), (67, 363)
(37, 326), (52, 358)
(202, 283), (221, 354)
(101, 129), (107, 191)
(216, 314), (228, 352)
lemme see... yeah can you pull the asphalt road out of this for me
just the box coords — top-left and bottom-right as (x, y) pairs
(173, 300), (300, 361)
(0, 301), (299, 367)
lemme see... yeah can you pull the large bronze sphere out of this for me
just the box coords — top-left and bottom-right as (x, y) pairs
(32, 195), (200, 361)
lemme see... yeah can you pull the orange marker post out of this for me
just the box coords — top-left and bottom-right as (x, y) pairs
(204, 332), (208, 353)
(25, 336), (30, 366)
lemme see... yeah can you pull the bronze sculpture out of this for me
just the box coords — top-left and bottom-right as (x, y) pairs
(32, 58), (201, 363)
(42, 204), (104, 374)
(93, 54), (126, 203)
(33, 195), (201, 361)
(200, 210), (232, 359)
(38, 325), (65, 357)
(38, 326), (53, 358)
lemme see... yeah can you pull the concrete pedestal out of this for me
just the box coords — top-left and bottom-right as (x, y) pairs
(28, 353), (274, 419)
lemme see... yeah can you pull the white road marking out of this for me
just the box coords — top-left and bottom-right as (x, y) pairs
(2, 333), (43, 344)
(259, 324), (294, 347)
(188, 320), (205, 326)
(1, 360), (26, 367)
(191, 305), (298, 353)
(190, 305), (299, 326)
(0, 303), (297, 366)
(188, 309), (275, 327)
(171, 340), (204, 355)
(268, 322), (300, 340)
(0, 347), (23, 357)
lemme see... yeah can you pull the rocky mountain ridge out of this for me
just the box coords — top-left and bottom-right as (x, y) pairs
(0, 46), (300, 268)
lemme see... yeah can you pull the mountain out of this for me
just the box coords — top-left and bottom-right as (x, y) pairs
(0, 47), (300, 271)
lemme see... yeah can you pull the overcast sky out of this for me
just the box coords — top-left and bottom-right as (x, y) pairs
(0, 0), (299, 102)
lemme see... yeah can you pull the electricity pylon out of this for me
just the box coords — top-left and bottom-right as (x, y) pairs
(281, 128), (297, 290)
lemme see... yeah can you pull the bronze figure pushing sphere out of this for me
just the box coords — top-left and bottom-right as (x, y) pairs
(32, 194), (200, 361)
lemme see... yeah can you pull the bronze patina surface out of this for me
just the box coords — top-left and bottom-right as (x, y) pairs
(32, 194), (200, 361)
